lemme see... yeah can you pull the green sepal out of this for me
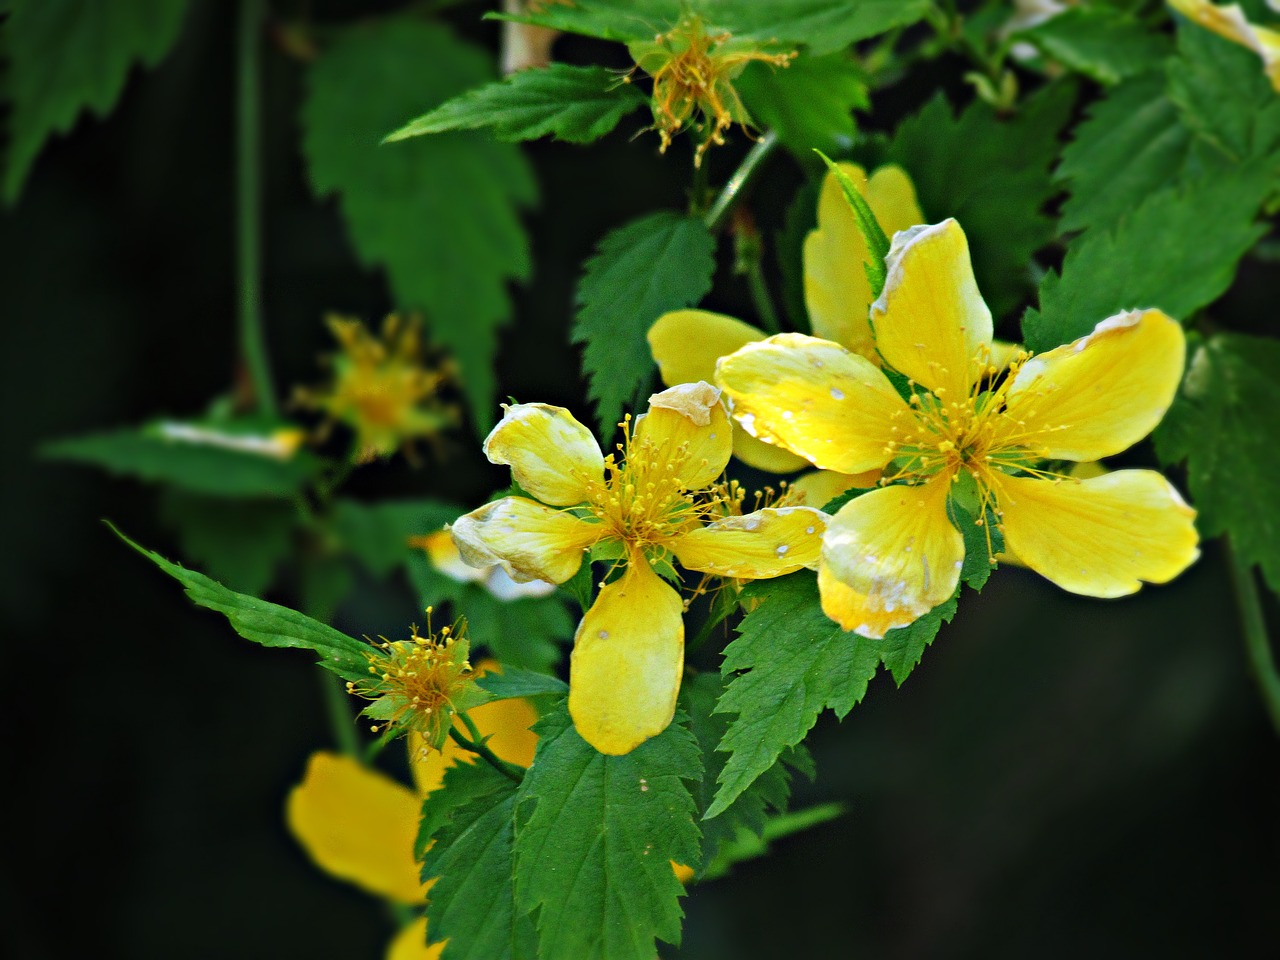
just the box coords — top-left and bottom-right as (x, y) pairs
(814, 149), (888, 297)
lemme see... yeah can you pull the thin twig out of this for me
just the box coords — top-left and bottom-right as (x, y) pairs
(1227, 539), (1280, 737)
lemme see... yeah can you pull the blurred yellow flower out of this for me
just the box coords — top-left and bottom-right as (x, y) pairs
(410, 528), (557, 601)
(1169, 0), (1280, 91)
(450, 383), (825, 754)
(298, 314), (456, 464)
(717, 218), (1200, 637)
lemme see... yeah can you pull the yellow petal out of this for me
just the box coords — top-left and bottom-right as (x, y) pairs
(819, 481), (963, 638)
(1003, 309), (1185, 461)
(415, 529), (486, 585)
(789, 469), (879, 509)
(568, 561), (683, 754)
(634, 381), (734, 489)
(648, 309), (764, 387)
(285, 753), (425, 905)
(995, 461), (1108, 567)
(483, 403), (603, 507)
(715, 333), (908, 474)
(451, 496), (597, 584)
(672, 862), (695, 885)
(386, 917), (445, 960)
(993, 470), (1199, 597)
(870, 219), (993, 399)
(672, 506), (827, 577)
(733, 430), (811, 472)
(804, 163), (924, 357)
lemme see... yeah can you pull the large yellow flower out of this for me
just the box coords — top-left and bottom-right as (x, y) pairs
(1169, 0), (1280, 91)
(286, 678), (538, 960)
(716, 218), (1200, 638)
(450, 382), (826, 754)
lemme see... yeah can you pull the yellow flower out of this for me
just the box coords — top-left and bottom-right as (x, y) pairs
(716, 218), (1200, 638)
(1169, 0), (1280, 91)
(410, 528), (557, 601)
(287, 667), (538, 960)
(298, 314), (456, 464)
(450, 382), (826, 754)
(628, 13), (795, 166)
(649, 163), (926, 498)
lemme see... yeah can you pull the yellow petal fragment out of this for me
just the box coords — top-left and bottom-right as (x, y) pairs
(733, 429), (811, 472)
(819, 481), (963, 638)
(1169, 0), (1280, 91)
(407, 728), (466, 797)
(285, 753), (425, 905)
(451, 497), (598, 584)
(672, 506), (827, 577)
(870, 219), (993, 399)
(416, 529), (486, 585)
(635, 381), (734, 489)
(483, 403), (603, 506)
(569, 561), (683, 755)
(789, 468), (879, 509)
(470, 693), (539, 769)
(715, 333), (908, 474)
(804, 164), (924, 358)
(1003, 309), (1185, 461)
(994, 470), (1199, 598)
(648, 309), (764, 387)
(672, 862), (696, 885)
(386, 917), (445, 960)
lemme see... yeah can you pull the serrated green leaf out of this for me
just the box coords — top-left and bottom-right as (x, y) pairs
(111, 524), (371, 681)
(1154, 334), (1280, 594)
(1023, 164), (1272, 352)
(1015, 7), (1171, 85)
(514, 706), (701, 960)
(816, 149), (889, 295)
(572, 212), (716, 432)
(707, 572), (954, 818)
(302, 18), (536, 429)
(719, 0), (933, 55)
(487, 0), (679, 43)
(477, 667), (569, 700)
(157, 491), (296, 596)
(41, 423), (323, 498)
(2, 0), (189, 202)
(886, 82), (1076, 317)
(331, 498), (461, 578)
(386, 64), (646, 145)
(1056, 73), (1193, 235)
(419, 764), (536, 960)
(736, 52), (868, 158)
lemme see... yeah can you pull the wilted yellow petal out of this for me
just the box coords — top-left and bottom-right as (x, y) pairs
(415, 530), (486, 585)
(804, 163), (923, 356)
(672, 506), (827, 578)
(648, 309), (764, 386)
(451, 497), (598, 584)
(286, 753), (425, 905)
(386, 917), (445, 960)
(635, 381), (734, 489)
(789, 469), (879, 509)
(715, 333), (908, 474)
(483, 403), (604, 506)
(819, 481), (963, 638)
(569, 561), (683, 755)
(994, 470), (1199, 597)
(1003, 309), (1185, 462)
(870, 219), (993, 399)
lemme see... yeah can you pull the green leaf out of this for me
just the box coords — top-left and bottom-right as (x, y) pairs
(514, 706), (701, 960)
(111, 524), (371, 681)
(385, 64), (646, 145)
(1154, 334), (1280, 594)
(815, 149), (889, 296)
(1014, 7), (1171, 86)
(886, 82), (1076, 317)
(420, 764), (537, 960)
(486, 0), (679, 43)
(157, 491), (296, 596)
(302, 18), (536, 428)
(2, 0), (189, 202)
(572, 212), (716, 432)
(736, 52), (868, 158)
(719, 0), (933, 55)
(707, 572), (954, 818)
(41, 421), (322, 498)
(1055, 73), (1192, 236)
(1023, 164), (1272, 352)
(330, 498), (460, 579)
(477, 667), (569, 700)
(701, 801), (844, 881)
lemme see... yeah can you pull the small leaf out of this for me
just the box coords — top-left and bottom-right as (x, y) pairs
(477, 667), (569, 700)
(701, 801), (844, 881)
(736, 52), (868, 158)
(572, 212), (716, 432)
(386, 64), (646, 145)
(815, 149), (889, 297)
(513, 706), (701, 960)
(330, 498), (461, 579)
(157, 491), (297, 596)
(721, 0), (933, 56)
(1015, 7), (1171, 86)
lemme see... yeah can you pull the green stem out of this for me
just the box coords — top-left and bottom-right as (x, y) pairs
(1227, 540), (1280, 736)
(237, 0), (277, 416)
(451, 715), (524, 782)
(704, 130), (780, 233)
(318, 670), (361, 756)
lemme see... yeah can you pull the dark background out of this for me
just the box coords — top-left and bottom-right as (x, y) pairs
(4, 2), (1277, 957)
